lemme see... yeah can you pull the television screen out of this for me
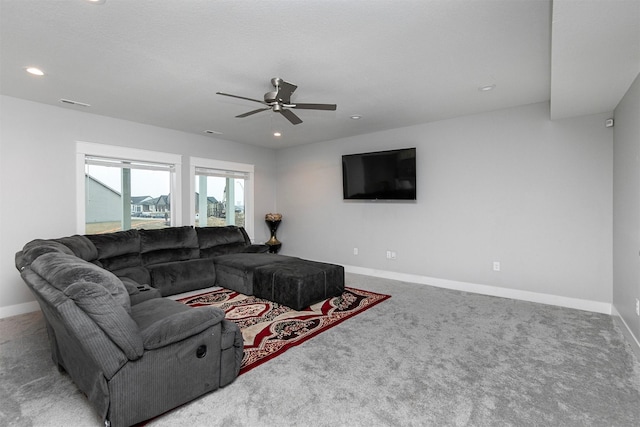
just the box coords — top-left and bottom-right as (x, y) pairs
(342, 147), (416, 200)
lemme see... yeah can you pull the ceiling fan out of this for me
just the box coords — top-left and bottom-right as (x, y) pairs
(216, 78), (337, 125)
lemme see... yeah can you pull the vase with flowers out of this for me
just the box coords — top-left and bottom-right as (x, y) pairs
(265, 213), (282, 253)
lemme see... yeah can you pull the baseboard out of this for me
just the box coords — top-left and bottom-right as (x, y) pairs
(344, 265), (612, 314)
(0, 268), (615, 320)
(611, 306), (640, 363)
(0, 300), (40, 319)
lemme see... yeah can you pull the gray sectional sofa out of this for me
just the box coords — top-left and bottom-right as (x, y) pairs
(15, 225), (344, 427)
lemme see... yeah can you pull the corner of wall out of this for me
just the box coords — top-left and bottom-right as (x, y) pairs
(612, 305), (640, 364)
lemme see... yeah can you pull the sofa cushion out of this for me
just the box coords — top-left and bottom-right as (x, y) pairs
(19, 239), (75, 268)
(147, 258), (216, 296)
(55, 235), (98, 261)
(111, 266), (151, 286)
(196, 226), (247, 256)
(132, 298), (225, 350)
(139, 226), (199, 265)
(64, 281), (143, 360)
(197, 226), (268, 257)
(98, 252), (143, 272)
(31, 252), (131, 313)
(86, 230), (143, 274)
(86, 229), (141, 259)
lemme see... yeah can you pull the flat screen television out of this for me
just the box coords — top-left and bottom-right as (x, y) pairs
(342, 147), (416, 200)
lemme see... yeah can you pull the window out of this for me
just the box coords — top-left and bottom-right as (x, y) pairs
(190, 157), (254, 239)
(77, 142), (182, 234)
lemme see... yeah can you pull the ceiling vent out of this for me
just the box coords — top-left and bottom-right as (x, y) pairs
(59, 98), (91, 107)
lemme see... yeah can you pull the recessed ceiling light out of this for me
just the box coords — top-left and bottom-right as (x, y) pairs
(273, 132), (282, 137)
(479, 84), (496, 92)
(350, 115), (362, 120)
(204, 130), (223, 135)
(25, 67), (44, 76)
(86, 0), (106, 4)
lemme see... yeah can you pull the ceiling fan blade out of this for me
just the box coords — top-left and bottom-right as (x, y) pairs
(275, 80), (298, 104)
(236, 107), (271, 118)
(292, 103), (337, 111)
(279, 108), (303, 125)
(216, 92), (266, 105)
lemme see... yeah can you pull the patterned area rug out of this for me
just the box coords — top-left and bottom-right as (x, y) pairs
(177, 287), (390, 374)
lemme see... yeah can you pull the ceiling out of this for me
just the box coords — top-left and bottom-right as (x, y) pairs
(1, 0), (638, 149)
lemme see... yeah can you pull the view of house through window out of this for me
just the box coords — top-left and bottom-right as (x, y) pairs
(85, 157), (173, 234)
(79, 145), (250, 237)
(194, 167), (247, 228)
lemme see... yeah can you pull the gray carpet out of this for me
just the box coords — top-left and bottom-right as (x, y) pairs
(1, 273), (639, 426)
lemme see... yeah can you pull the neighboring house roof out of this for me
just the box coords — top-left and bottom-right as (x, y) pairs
(142, 195), (174, 208)
(195, 192), (219, 204)
(131, 195), (152, 204)
(194, 193), (220, 210)
(85, 174), (121, 197)
(141, 197), (160, 207)
(157, 195), (170, 206)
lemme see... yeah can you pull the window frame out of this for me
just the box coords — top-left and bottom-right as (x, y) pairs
(189, 156), (255, 240)
(76, 142), (182, 234)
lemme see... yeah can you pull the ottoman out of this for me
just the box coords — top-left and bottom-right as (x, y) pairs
(212, 253), (292, 295)
(253, 259), (345, 310)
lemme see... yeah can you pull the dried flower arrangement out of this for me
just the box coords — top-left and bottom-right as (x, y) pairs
(265, 213), (282, 222)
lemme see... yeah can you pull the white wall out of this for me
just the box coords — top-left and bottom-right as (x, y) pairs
(0, 95), (277, 316)
(613, 72), (640, 349)
(275, 102), (613, 308)
(0, 97), (616, 317)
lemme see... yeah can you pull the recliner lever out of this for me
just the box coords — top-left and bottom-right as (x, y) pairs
(196, 345), (207, 358)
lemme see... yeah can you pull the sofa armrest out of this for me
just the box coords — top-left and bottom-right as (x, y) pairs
(120, 276), (161, 305)
(134, 299), (225, 350)
(243, 244), (269, 253)
(120, 276), (141, 295)
(64, 281), (144, 360)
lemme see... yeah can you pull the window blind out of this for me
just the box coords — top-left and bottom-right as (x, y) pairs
(195, 167), (250, 180)
(85, 156), (175, 172)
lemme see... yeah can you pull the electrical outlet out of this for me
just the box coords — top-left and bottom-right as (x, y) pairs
(493, 261), (501, 272)
(353, 247), (358, 255)
(386, 251), (391, 259)
(635, 298), (639, 317)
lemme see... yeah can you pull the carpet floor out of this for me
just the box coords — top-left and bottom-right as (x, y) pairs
(1, 273), (639, 426)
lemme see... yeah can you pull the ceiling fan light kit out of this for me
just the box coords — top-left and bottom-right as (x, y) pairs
(217, 78), (337, 125)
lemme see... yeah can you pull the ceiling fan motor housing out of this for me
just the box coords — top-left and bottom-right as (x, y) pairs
(264, 91), (278, 104)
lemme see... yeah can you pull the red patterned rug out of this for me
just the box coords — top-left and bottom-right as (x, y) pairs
(177, 287), (390, 374)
